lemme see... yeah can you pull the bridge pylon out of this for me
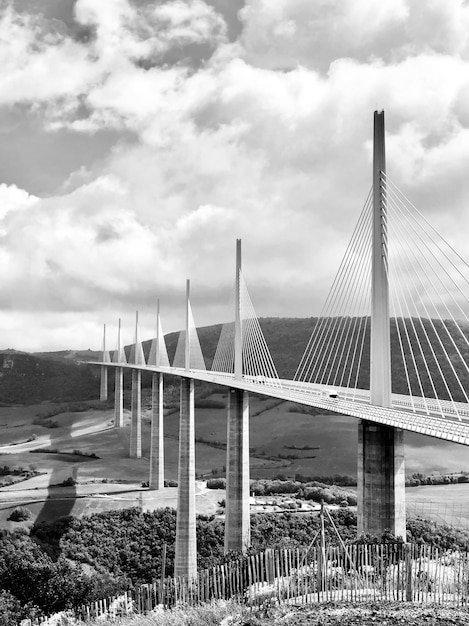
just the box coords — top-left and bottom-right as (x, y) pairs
(357, 110), (406, 539)
(225, 239), (251, 554)
(130, 311), (144, 459)
(113, 318), (125, 428)
(149, 300), (165, 491)
(100, 323), (109, 402)
(175, 280), (197, 578)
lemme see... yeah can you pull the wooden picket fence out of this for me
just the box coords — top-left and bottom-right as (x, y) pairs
(21, 543), (469, 624)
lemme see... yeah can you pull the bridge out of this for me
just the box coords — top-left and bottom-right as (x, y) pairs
(95, 111), (469, 578)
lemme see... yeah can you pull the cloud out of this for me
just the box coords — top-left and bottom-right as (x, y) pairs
(75, 0), (226, 64)
(2, 1), (469, 352)
(238, 0), (409, 71)
(0, 183), (37, 221)
(237, 0), (469, 71)
(0, 0), (226, 116)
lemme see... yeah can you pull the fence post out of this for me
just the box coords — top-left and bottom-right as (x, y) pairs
(405, 543), (413, 602)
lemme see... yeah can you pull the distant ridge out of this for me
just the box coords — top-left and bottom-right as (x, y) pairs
(5, 316), (469, 405)
(0, 351), (100, 405)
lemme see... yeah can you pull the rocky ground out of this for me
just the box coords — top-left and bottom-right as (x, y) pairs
(253, 603), (469, 625)
(81, 602), (469, 626)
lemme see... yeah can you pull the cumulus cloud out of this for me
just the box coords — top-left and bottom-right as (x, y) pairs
(0, 0), (226, 120)
(2, 0), (469, 352)
(238, 0), (469, 71)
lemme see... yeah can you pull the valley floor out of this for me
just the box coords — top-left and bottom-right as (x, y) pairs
(1, 398), (469, 530)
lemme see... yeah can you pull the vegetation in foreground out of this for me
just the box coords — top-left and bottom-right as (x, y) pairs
(2, 503), (469, 623)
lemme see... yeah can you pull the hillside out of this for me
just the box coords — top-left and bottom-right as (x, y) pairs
(33, 349), (102, 363)
(151, 316), (469, 400)
(0, 351), (100, 405)
(156, 317), (315, 380)
(5, 315), (469, 406)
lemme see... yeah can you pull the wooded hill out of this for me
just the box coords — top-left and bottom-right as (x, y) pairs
(0, 351), (100, 405)
(2, 316), (469, 405)
(157, 316), (469, 401)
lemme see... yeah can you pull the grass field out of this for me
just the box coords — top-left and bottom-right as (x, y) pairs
(1, 392), (469, 529)
(406, 482), (469, 529)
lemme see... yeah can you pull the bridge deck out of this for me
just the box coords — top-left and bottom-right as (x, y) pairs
(96, 363), (469, 446)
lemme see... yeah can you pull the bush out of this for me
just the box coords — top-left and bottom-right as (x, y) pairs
(8, 507), (31, 522)
(0, 590), (22, 626)
(164, 480), (178, 487)
(61, 477), (76, 487)
(72, 449), (98, 458)
(207, 478), (226, 489)
(44, 419), (59, 429)
(195, 398), (226, 409)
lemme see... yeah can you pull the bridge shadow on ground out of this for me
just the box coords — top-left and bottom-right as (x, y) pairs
(34, 408), (90, 525)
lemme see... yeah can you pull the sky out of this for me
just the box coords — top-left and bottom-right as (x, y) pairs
(2, 0), (469, 352)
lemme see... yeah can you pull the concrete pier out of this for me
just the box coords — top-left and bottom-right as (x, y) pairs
(357, 111), (406, 539)
(100, 323), (109, 401)
(99, 366), (108, 402)
(357, 421), (406, 538)
(225, 388), (250, 553)
(113, 318), (125, 428)
(174, 377), (197, 578)
(130, 370), (142, 458)
(149, 372), (164, 490)
(114, 367), (124, 428)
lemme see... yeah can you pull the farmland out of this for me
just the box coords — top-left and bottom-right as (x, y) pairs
(0, 391), (468, 529)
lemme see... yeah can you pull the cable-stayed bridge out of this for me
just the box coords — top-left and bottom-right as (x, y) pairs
(96, 111), (469, 578)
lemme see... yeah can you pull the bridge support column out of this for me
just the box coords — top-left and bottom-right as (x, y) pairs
(358, 421), (406, 539)
(149, 372), (164, 490)
(175, 377), (197, 578)
(114, 367), (124, 428)
(225, 388), (250, 553)
(100, 366), (108, 402)
(130, 370), (142, 458)
(358, 111), (406, 539)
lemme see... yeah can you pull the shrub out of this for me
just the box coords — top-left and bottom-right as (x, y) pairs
(61, 477), (76, 487)
(29, 448), (58, 454)
(164, 480), (178, 487)
(0, 590), (22, 626)
(72, 449), (97, 458)
(195, 398), (226, 409)
(207, 478), (226, 489)
(8, 507), (31, 522)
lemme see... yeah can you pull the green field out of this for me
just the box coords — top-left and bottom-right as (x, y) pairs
(1, 391), (469, 529)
